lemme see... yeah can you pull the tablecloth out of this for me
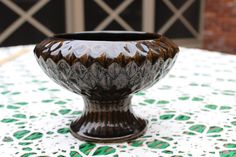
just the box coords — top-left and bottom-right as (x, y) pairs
(0, 45), (236, 157)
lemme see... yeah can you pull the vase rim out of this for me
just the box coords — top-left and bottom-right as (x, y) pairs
(52, 31), (161, 42)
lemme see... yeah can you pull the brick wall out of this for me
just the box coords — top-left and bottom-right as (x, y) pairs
(203, 0), (236, 54)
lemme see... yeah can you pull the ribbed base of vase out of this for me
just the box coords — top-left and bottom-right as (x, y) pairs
(70, 119), (147, 143)
(69, 97), (148, 143)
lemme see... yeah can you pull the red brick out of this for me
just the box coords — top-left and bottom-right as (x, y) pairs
(203, 0), (236, 54)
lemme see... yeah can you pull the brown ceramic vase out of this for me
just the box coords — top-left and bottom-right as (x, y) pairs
(34, 31), (179, 143)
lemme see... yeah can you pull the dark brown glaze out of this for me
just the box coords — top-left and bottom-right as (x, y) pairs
(70, 96), (147, 142)
(34, 31), (179, 143)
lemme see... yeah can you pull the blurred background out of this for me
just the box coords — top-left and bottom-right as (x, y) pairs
(0, 0), (235, 54)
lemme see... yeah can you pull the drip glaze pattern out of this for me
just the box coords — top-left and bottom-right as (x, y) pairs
(34, 31), (179, 142)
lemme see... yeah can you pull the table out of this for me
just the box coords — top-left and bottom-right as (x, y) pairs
(0, 45), (236, 157)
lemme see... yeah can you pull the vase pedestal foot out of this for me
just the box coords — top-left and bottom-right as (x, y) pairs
(70, 96), (147, 143)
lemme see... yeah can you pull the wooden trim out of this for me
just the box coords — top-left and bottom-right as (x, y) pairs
(94, 0), (134, 31)
(158, 0), (194, 34)
(73, 0), (84, 32)
(0, 0), (51, 44)
(173, 39), (202, 48)
(65, 0), (73, 32)
(142, 0), (155, 32)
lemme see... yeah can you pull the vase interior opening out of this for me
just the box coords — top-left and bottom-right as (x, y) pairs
(53, 31), (160, 41)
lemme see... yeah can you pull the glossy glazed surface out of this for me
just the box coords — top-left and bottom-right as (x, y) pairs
(34, 31), (179, 142)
